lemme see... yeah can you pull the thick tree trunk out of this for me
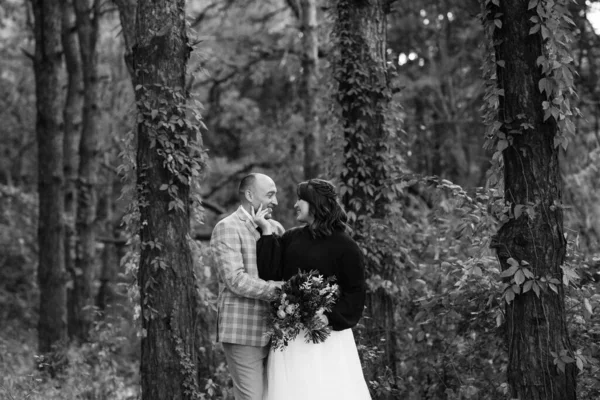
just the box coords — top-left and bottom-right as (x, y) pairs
(300, 0), (320, 179)
(335, 0), (390, 217)
(333, 0), (398, 391)
(60, 0), (85, 341)
(69, 0), (102, 342)
(31, 0), (67, 354)
(487, 1), (577, 398)
(132, 2), (201, 399)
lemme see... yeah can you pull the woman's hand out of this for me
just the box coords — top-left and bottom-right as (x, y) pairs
(252, 204), (272, 235)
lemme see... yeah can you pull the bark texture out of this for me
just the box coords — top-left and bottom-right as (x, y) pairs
(334, 0), (398, 389)
(60, 0), (85, 341)
(489, 1), (577, 398)
(31, 0), (67, 354)
(300, 0), (320, 179)
(112, 0), (136, 76)
(70, 0), (102, 342)
(132, 2), (201, 399)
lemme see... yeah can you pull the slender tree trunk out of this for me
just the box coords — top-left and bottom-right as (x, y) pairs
(485, 1), (577, 398)
(31, 0), (67, 355)
(112, 0), (136, 77)
(300, 0), (320, 179)
(333, 0), (398, 391)
(61, 0), (84, 341)
(96, 182), (118, 311)
(71, 0), (102, 342)
(132, 2), (202, 398)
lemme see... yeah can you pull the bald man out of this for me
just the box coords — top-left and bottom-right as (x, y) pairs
(210, 173), (285, 400)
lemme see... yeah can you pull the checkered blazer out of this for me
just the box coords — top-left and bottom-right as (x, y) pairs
(210, 206), (285, 346)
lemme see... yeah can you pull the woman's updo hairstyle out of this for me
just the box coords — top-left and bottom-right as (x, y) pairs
(296, 179), (348, 238)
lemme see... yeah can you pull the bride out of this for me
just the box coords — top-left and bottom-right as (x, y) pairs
(254, 178), (371, 400)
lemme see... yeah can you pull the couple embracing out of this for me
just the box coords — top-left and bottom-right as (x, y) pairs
(210, 173), (371, 400)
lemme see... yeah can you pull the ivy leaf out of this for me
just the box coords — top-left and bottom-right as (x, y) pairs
(538, 78), (547, 94)
(529, 24), (541, 35)
(514, 270), (526, 286)
(507, 258), (519, 268)
(562, 15), (575, 26)
(533, 282), (541, 297)
(562, 355), (575, 364)
(501, 265), (519, 278)
(536, 55), (546, 66)
(512, 283), (521, 294)
(527, 0), (538, 10)
(505, 290), (515, 304)
(497, 139), (509, 152)
(576, 357), (584, 371)
(554, 136), (562, 148)
(151, 109), (159, 120)
(514, 204), (524, 219)
(523, 280), (533, 293)
(561, 135), (569, 151)
(541, 25), (550, 40)
(584, 298), (593, 316)
(495, 19), (502, 29)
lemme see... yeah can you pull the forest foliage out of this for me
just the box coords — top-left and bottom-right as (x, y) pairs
(1, 0), (600, 399)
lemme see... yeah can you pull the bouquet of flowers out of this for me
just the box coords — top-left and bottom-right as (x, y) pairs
(265, 270), (340, 351)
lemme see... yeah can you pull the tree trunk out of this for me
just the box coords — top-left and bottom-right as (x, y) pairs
(61, 0), (85, 341)
(96, 182), (118, 312)
(69, 0), (102, 342)
(132, 2), (202, 398)
(31, 0), (67, 355)
(333, 0), (398, 391)
(300, 0), (320, 179)
(112, 0), (136, 76)
(486, 1), (577, 398)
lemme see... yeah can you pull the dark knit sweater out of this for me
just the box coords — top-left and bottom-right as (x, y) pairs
(257, 226), (366, 331)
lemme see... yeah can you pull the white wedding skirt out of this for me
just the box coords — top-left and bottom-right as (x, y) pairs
(264, 328), (371, 400)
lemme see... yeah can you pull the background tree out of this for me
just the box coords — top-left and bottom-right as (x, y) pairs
(30, 0), (68, 358)
(482, 0), (578, 397)
(60, 0), (84, 342)
(299, 0), (320, 179)
(331, 0), (404, 393)
(68, 0), (102, 343)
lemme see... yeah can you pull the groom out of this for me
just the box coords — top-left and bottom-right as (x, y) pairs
(210, 173), (285, 400)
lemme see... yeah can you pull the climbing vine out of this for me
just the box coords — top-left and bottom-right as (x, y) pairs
(479, 0), (591, 392)
(481, 0), (579, 187)
(116, 5), (208, 396)
(328, 0), (406, 273)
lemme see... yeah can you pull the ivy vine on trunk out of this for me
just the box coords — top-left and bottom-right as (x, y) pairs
(481, 0), (578, 398)
(331, 0), (404, 394)
(130, 1), (206, 398)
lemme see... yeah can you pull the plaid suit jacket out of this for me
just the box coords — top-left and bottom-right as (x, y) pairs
(210, 206), (285, 346)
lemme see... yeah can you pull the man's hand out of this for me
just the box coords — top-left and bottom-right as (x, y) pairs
(251, 204), (272, 235)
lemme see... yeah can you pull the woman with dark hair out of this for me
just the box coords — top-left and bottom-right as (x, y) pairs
(254, 179), (371, 400)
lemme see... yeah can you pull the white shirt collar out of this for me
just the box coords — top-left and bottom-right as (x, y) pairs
(240, 205), (257, 228)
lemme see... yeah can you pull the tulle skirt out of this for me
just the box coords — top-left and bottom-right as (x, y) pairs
(264, 328), (371, 400)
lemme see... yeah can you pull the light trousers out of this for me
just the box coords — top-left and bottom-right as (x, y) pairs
(222, 342), (269, 400)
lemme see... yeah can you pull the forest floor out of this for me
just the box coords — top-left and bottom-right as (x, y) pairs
(0, 307), (141, 400)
